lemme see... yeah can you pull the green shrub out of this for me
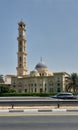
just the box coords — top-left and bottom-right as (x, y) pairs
(0, 92), (57, 97)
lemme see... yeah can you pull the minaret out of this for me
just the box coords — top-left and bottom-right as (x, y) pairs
(16, 21), (28, 76)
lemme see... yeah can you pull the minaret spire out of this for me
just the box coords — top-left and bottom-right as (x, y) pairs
(40, 57), (43, 63)
(16, 21), (28, 76)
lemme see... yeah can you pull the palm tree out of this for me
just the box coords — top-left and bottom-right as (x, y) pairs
(67, 73), (78, 92)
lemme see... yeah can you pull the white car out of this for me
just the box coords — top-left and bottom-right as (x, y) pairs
(51, 92), (77, 99)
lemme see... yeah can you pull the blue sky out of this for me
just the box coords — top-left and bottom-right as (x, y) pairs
(0, 0), (78, 75)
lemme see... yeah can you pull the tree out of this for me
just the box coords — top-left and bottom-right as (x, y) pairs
(67, 73), (78, 92)
(0, 75), (4, 83)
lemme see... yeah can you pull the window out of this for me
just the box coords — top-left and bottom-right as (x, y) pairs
(19, 57), (22, 61)
(34, 83), (37, 87)
(25, 89), (27, 92)
(57, 88), (61, 92)
(19, 41), (22, 46)
(19, 31), (22, 36)
(42, 73), (44, 76)
(40, 88), (43, 93)
(40, 73), (41, 76)
(57, 83), (60, 86)
(19, 48), (22, 52)
(35, 88), (36, 92)
(45, 88), (47, 92)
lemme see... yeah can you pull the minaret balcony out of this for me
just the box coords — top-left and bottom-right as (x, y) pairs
(17, 52), (27, 55)
(17, 36), (26, 41)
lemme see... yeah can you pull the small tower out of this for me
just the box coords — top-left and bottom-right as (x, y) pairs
(16, 21), (28, 76)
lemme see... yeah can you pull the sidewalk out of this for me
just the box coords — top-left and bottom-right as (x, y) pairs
(0, 105), (78, 110)
(0, 105), (78, 113)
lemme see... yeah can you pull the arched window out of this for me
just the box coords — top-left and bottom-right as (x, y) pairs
(19, 48), (22, 52)
(19, 41), (22, 46)
(19, 57), (22, 61)
(57, 88), (61, 92)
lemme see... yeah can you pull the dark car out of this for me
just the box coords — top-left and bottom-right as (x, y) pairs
(51, 92), (77, 99)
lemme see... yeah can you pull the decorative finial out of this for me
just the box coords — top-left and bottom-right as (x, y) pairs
(40, 57), (43, 63)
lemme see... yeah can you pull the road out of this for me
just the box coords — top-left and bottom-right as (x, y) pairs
(0, 113), (78, 130)
(0, 96), (77, 100)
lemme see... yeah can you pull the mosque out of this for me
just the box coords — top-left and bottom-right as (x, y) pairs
(10, 21), (70, 93)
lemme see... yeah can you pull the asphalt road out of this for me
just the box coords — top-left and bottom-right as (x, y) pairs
(0, 96), (52, 100)
(0, 96), (77, 100)
(0, 114), (78, 130)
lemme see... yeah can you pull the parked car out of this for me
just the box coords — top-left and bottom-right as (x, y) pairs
(51, 92), (77, 99)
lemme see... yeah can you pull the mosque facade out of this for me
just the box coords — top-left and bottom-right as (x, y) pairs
(11, 21), (70, 93)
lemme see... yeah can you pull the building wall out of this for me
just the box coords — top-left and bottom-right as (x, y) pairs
(11, 72), (70, 93)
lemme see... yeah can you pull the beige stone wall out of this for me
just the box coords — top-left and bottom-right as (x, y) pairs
(11, 72), (70, 93)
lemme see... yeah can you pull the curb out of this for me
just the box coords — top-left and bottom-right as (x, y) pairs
(0, 110), (9, 112)
(9, 109), (24, 112)
(67, 109), (78, 112)
(24, 109), (38, 112)
(52, 109), (67, 112)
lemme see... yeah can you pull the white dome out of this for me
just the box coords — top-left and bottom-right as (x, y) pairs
(30, 69), (39, 77)
(35, 59), (53, 76)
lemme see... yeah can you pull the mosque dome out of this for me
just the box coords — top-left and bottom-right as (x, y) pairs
(35, 59), (47, 70)
(35, 62), (47, 69)
(35, 58), (53, 76)
(30, 69), (39, 77)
